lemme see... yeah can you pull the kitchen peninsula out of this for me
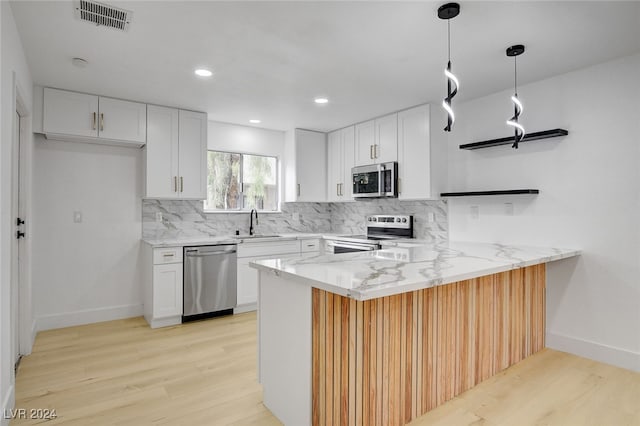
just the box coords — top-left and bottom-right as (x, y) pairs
(251, 241), (580, 426)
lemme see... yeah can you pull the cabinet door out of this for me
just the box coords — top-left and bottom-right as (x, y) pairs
(43, 88), (98, 138)
(374, 113), (398, 163)
(98, 97), (147, 143)
(237, 258), (258, 306)
(398, 105), (431, 199)
(145, 106), (179, 198)
(327, 130), (342, 202)
(354, 120), (375, 166)
(153, 263), (183, 318)
(295, 129), (327, 202)
(178, 110), (207, 199)
(341, 126), (356, 199)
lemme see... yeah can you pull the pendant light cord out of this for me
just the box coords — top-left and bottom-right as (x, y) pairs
(447, 19), (451, 61)
(514, 55), (518, 96)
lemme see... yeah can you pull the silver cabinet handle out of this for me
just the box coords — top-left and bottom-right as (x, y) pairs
(100, 113), (104, 131)
(174, 176), (177, 192)
(180, 176), (184, 193)
(374, 144), (378, 159)
(336, 183), (340, 196)
(339, 183), (343, 196)
(92, 112), (96, 130)
(370, 145), (373, 159)
(398, 177), (402, 194)
(297, 183), (301, 197)
(162, 253), (175, 258)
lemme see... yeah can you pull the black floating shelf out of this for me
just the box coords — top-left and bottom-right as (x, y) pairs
(460, 128), (568, 150)
(440, 189), (539, 197)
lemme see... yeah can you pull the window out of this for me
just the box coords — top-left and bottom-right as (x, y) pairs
(205, 150), (278, 211)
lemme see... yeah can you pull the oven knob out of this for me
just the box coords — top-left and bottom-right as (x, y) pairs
(368, 217), (372, 222)
(402, 218), (407, 223)
(396, 218), (401, 223)
(372, 217), (377, 222)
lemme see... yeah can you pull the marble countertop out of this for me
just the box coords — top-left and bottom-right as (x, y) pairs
(142, 233), (328, 247)
(251, 241), (581, 301)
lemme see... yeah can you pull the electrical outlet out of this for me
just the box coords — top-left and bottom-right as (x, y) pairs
(155, 212), (163, 222)
(73, 211), (83, 223)
(427, 212), (436, 223)
(292, 212), (300, 222)
(504, 203), (514, 216)
(470, 205), (479, 220)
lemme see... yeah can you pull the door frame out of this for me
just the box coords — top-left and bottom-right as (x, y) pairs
(12, 73), (33, 358)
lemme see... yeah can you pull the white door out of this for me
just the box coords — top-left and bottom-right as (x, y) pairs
(327, 130), (342, 202)
(398, 105), (431, 199)
(341, 126), (356, 200)
(42, 88), (98, 138)
(295, 129), (327, 202)
(354, 120), (375, 166)
(11, 110), (23, 367)
(178, 110), (207, 199)
(98, 97), (147, 143)
(374, 113), (398, 163)
(153, 263), (183, 318)
(145, 106), (179, 198)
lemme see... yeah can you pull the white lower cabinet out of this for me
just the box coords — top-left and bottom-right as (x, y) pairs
(143, 245), (183, 328)
(236, 239), (321, 313)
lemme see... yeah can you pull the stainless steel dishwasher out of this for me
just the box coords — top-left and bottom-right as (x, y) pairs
(183, 244), (237, 321)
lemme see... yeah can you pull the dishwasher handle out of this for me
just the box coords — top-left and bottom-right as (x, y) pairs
(185, 248), (237, 257)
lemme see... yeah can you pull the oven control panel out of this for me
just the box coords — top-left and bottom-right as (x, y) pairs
(366, 215), (412, 229)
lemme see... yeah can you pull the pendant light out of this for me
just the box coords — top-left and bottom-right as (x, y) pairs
(438, 2), (461, 132)
(506, 44), (526, 148)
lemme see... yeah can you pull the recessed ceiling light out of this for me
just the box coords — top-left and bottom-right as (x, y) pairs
(194, 68), (213, 77)
(314, 97), (329, 104)
(249, 119), (261, 124)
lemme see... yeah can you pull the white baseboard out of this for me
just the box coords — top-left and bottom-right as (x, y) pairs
(1, 384), (15, 426)
(547, 331), (640, 372)
(35, 304), (143, 332)
(234, 303), (257, 314)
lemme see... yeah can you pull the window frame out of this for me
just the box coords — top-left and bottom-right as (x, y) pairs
(203, 149), (280, 213)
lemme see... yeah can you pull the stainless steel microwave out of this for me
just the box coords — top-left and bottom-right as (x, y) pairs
(352, 162), (398, 198)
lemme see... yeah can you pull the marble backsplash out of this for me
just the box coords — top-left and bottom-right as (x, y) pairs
(330, 199), (448, 241)
(142, 200), (332, 240)
(142, 199), (448, 241)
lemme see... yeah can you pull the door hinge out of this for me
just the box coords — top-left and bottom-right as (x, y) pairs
(16, 231), (25, 239)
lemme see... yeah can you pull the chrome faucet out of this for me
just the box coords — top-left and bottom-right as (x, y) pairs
(249, 209), (259, 236)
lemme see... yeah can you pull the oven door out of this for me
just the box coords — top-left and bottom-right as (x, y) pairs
(352, 162), (397, 198)
(325, 240), (379, 254)
(352, 164), (381, 198)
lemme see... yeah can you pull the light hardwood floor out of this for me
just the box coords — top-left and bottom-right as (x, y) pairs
(14, 312), (640, 425)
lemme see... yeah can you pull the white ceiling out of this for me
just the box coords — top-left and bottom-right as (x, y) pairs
(10, 1), (640, 132)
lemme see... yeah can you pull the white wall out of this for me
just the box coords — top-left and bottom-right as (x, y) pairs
(32, 137), (143, 330)
(207, 120), (286, 205)
(446, 54), (640, 371)
(1, 2), (34, 422)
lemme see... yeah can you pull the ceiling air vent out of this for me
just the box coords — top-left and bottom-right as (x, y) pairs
(74, 0), (132, 31)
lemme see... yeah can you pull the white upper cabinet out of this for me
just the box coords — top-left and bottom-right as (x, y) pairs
(178, 110), (208, 199)
(286, 129), (327, 202)
(145, 106), (179, 198)
(354, 114), (397, 166)
(43, 89), (98, 138)
(97, 97), (147, 143)
(42, 88), (146, 147)
(374, 113), (398, 163)
(397, 104), (447, 199)
(327, 126), (355, 201)
(144, 108), (207, 199)
(355, 120), (375, 166)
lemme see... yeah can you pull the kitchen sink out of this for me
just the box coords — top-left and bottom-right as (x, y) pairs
(233, 234), (281, 239)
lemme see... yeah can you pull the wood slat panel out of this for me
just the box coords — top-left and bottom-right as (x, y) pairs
(312, 265), (546, 426)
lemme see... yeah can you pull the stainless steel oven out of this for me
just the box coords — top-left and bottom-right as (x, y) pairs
(352, 162), (398, 198)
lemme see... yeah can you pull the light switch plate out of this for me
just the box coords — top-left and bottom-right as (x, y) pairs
(155, 212), (163, 222)
(427, 212), (436, 223)
(73, 211), (82, 223)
